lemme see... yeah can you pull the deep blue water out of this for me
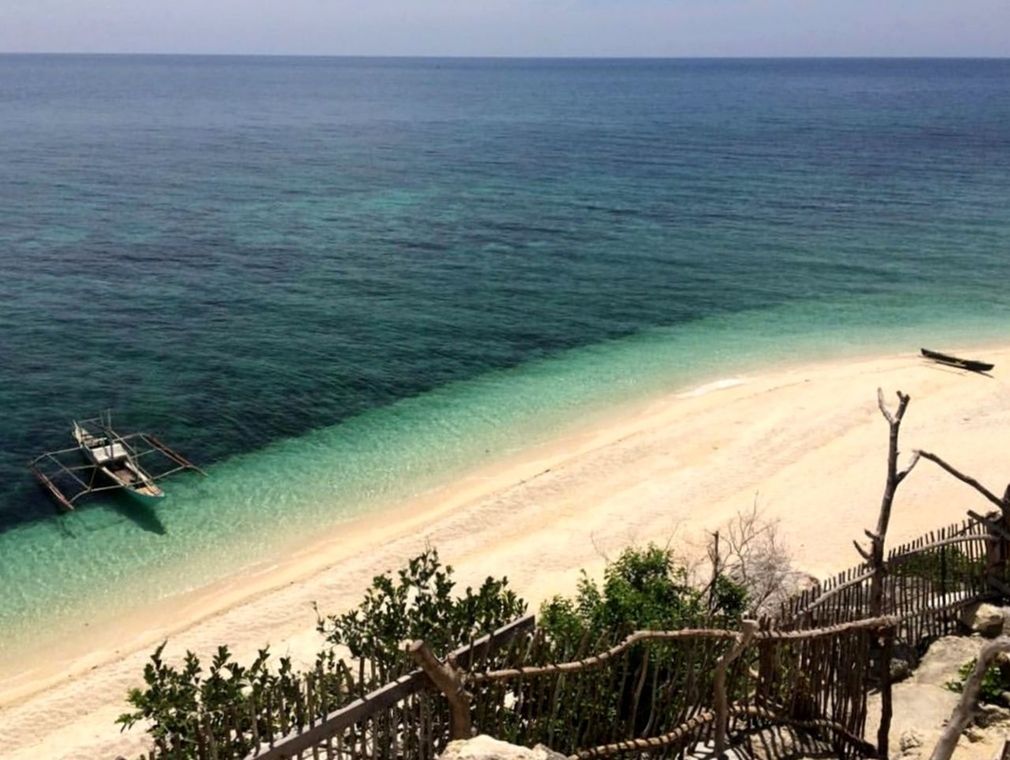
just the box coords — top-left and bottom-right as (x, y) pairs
(0, 56), (1009, 652)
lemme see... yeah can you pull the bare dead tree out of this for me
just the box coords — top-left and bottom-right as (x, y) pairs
(708, 499), (801, 617)
(853, 389), (920, 613)
(849, 388), (920, 760)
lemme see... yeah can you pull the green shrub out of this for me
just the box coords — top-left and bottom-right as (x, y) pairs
(121, 548), (525, 757)
(117, 643), (305, 757)
(530, 545), (746, 745)
(316, 547), (527, 678)
(539, 544), (746, 647)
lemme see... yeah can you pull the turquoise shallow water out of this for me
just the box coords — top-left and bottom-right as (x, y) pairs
(0, 57), (1009, 661)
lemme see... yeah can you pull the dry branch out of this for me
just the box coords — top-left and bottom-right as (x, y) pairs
(755, 615), (897, 641)
(917, 451), (1007, 512)
(859, 389), (916, 579)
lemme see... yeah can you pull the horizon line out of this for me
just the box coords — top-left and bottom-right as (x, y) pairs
(2, 51), (1009, 61)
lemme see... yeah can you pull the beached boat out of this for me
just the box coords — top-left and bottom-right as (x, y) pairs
(920, 348), (994, 373)
(29, 412), (205, 510)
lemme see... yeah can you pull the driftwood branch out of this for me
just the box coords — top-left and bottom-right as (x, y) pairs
(917, 451), (1006, 512)
(755, 615), (898, 641)
(876, 387), (899, 425)
(406, 640), (472, 740)
(855, 390), (913, 611)
(929, 637), (1010, 760)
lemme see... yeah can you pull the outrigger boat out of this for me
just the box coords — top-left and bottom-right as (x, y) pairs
(72, 418), (164, 500)
(30, 412), (205, 511)
(920, 348), (995, 374)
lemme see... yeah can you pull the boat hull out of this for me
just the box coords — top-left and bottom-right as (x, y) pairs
(98, 464), (165, 500)
(921, 348), (994, 373)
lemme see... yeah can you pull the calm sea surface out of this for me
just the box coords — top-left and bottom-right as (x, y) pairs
(1, 57), (1008, 657)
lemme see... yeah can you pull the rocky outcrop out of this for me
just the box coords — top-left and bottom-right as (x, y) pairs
(868, 635), (1008, 759)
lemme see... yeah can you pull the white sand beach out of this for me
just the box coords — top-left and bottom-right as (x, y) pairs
(2, 345), (1009, 759)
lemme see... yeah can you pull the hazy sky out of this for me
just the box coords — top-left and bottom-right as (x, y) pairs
(3, 0), (1009, 57)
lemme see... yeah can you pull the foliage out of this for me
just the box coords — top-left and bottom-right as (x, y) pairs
(121, 548), (524, 757)
(117, 642), (307, 757)
(317, 547), (526, 678)
(711, 572), (749, 619)
(533, 544), (746, 742)
(945, 657), (1010, 706)
(539, 544), (745, 647)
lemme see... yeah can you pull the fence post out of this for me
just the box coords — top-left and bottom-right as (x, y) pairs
(996, 486), (1010, 591)
(975, 495), (1010, 597)
(877, 622), (895, 760)
(406, 640), (473, 741)
(713, 620), (757, 756)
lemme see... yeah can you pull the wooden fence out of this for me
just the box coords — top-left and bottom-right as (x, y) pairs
(132, 510), (1010, 760)
(778, 511), (1007, 649)
(465, 617), (893, 760)
(128, 616), (894, 760)
(217, 616), (897, 760)
(243, 616), (537, 760)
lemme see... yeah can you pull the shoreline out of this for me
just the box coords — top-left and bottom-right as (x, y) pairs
(3, 342), (1010, 758)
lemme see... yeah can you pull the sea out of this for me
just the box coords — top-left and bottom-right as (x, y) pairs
(1, 56), (1008, 663)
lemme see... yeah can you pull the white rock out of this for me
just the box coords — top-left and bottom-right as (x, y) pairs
(961, 602), (1005, 638)
(439, 736), (567, 760)
(912, 636), (984, 685)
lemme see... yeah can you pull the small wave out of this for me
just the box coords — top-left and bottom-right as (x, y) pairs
(677, 377), (746, 398)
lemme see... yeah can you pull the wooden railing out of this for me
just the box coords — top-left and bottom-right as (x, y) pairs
(467, 617), (896, 760)
(234, 616), (896, 760)
(245, 615), (536, 760)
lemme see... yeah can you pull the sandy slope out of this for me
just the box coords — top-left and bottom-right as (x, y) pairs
(2, 345), (1009, 759)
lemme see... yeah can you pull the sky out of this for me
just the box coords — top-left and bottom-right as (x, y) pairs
(2, 0), (1009, 57)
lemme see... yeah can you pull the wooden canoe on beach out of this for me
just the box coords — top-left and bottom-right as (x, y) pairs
(920, 348), (994, 373)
